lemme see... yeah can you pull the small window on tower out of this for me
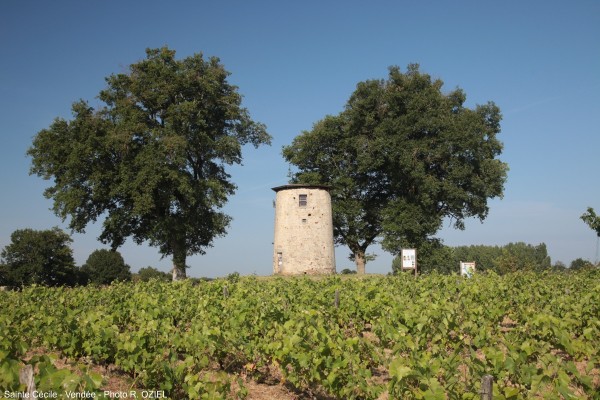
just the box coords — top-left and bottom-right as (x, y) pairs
(299, 194), (307, 207)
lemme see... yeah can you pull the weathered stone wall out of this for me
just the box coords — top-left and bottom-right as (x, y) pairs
(272, 185), (336, 275)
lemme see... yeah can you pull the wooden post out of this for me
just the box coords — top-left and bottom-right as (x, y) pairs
(414, 253), (418, 278)
(19, 365), (35, 395)
(334, 289), (339, 308)
(481, 375), (493, 400)
(223, 286), (229, 299)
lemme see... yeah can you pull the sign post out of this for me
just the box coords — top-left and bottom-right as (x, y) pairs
(460, 261), (476, 278)
(401, 248), (417, 277)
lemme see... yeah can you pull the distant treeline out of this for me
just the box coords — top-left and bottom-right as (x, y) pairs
(392, 241), (596, 275)
(0, 227), (176, 288)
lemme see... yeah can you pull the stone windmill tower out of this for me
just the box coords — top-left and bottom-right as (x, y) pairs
(272, 184), (336, 275)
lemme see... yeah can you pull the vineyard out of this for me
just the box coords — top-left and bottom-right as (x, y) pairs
(1, 270), (599, 399)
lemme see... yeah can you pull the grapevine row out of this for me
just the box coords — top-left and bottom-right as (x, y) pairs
(1, 270), (599, 399)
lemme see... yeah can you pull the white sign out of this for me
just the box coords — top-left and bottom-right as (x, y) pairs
(460, 262), (476, 278)
(401, 249), (417, 270)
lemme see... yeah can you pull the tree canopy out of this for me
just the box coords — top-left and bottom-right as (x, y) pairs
(0, 227), (77, 286)
(283, 65), (508, 273)
(581, 207), (600, 237)
(28, 47), (271, 280)
(80, 249), (132, 285)
(493, 242), (551, 274)
(135, 266), (172, 282)
(569, 258), (595, 270)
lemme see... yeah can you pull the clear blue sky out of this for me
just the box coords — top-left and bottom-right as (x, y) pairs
(1, 0), (599, 277)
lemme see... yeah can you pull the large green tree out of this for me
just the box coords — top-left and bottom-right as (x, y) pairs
(493, 242), (551, 274)
(28, 47), (271, 280)
(80, 249), (132, 285)
(0, 227), (77, 286)
(284, 65), (507, 273)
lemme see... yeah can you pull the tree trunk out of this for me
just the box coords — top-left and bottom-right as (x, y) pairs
(172, 245), (187, 281)
(355, 250), (366, 275)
